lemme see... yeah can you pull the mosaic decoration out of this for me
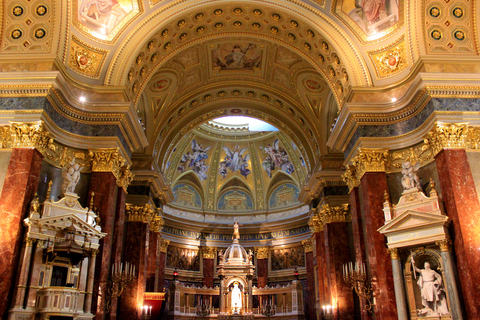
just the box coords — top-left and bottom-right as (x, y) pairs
(269, 184), (300, 209)
(271, 245), (305, 271)
(217, 190), (254, 211)
(172, 184), (202, 209)
(166, 246), (200, 271)
(259, 139), (294, 178)
(177, 139), (211, 181)
(219, 145), (251, 179)
(212, 43), (262, 70)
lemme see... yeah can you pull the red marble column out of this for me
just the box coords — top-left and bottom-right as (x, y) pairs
(305, 248), (316, 319)
(435, 149), (480, 319)
(107, 187), (126, 320)
(89, 172), (119, 318)
(147, 231), (159, 291)
(157, 250), (166, 291)
(359, 173), (397, 319)
(349, 187), (371, 320)
(120, 221), (150, 318)
(0, 148), (43, 318)
(315, 231), (327, 306)
(256, 258), (268, 288)
(323, 223), (355, 320)
(203, 258), (215, 288)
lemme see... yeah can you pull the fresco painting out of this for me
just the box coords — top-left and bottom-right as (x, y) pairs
(212, 43), (262, 70)
(172, 184), (202, 209)
(77, 0), (136, 37)
(219, 145), (251, 179)
(271, 245), (305, 271)
(177, 139), (211, 181)
(218, 190), (254, 211)
(259, 139), (294, 178)
(166, 246), (200, 271)
(341, 0), (400, 36)
(269, 184), (300, 209)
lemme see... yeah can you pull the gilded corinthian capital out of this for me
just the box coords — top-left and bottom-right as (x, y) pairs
(343, 148), (390, 192)
(318, 203), (351, 225)
(10, 122), (55, 154)
(89, 148), (134, 191)
(423, 123), (471, 156)
(125, 204), (155, 223)
(255, 246), (269, 259)
(202, 246), (216, 259)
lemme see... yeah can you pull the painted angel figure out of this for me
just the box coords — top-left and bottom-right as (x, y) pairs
(190, 139), (211, 168)
(220, 145), (251, 178)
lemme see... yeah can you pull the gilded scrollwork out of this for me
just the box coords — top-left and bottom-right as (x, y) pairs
(255, 246), (269, 260)
(318, 203), (351, 225)
(368, 38), (408, 78)
(302, 239), (313, 253)
(423, 123), (469, 156)
(125, 203), (156, 224)
(158, 238), (170, 254)
(10, 122), (55, 154)
(202, 246), (216, 259)
(88, 148), (134, 191)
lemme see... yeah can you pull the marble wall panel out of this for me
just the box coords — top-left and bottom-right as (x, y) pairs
(0, 150), (12, 195)
(466, 151), (480, 202)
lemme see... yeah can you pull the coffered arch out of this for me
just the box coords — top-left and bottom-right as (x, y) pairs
(105, 0), (372, 106)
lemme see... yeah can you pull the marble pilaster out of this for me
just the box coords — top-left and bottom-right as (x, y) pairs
(314, 231), (326, 307)
(348, 187), (371, 320)
(256, 258), (268, 288)
(203, 258), (215, 288)
(109, 187), (126, 320)
(435, 149), (480, 319)
(119, 221), (150, 319)
(0, 148), (43, 317)
(359, 172), (397, 319)
(323, 223), (355, 320)
(305, 248), (316, 319)
(89, 172), (119, 318)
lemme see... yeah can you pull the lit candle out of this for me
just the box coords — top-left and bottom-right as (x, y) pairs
(149, 306), (152, 315)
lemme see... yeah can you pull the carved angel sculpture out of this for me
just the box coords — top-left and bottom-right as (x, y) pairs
(401, 161), (421, 190)
(62, 159), (83, 194)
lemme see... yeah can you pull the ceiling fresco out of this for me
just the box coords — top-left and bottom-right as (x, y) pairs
(165, 122), (306, 214)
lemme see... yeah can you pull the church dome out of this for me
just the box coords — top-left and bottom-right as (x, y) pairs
(224, 239), (248, 265)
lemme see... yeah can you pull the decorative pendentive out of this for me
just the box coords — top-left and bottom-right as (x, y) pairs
(202, 246), (216, 259)
(255, 246), (269, 259)
(68, 36), (108, 78)
(368, 37), (408, 78)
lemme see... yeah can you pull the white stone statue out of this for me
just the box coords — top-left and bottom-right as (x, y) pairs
(413, 262), (449, 316)
(233, 221), (240, 240)
(231, 282), (242, 313)
(62, 160), (83, 194)
(401, 161), (421, 191)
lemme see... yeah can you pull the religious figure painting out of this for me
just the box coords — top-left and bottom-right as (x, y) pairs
(259, 139), (294, 178)
(219, 145), (251, 179)
(340, 0), (400, 36)
(77, 0), (137, 37)
(166, 246), (200, 271)
(212, 43), (262, 70)
(271, 245), (305, 271)
(177, 139), (211, 181)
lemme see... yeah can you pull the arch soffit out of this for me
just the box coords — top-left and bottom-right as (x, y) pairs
(154, 100), (317, 176)
(105, 0), (371, 102)
(218, 176), (254, 199)
(173, 171), (205, 199)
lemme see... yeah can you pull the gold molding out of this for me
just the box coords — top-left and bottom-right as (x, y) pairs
(125, 203), (162, 232)
(318, 203), (351, 225)
(302, 239), (313, 253)
(158, 238), (170, 253)
(255, 246), (269, 260)
(89, 148), (134, 192)
(9, 122), (55, 154)
(436, 237), (452, 252)
(202, 246), (216, 259)
(388, 248), (399, 260)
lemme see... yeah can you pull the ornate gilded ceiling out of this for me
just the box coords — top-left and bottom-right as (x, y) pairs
(1, 0), (479, 211)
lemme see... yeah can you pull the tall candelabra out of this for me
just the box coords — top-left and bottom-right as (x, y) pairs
(342, 261), (373, 313)
(262, 296), (276, 319)
(196, 299), (211, 320)
(141, 305), (152, 320)
(106, 261), (136, 311)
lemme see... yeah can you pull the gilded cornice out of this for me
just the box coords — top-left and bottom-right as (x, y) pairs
(342, 122), (480, 192)
(318, 203), (351, 225)
(302, 239), (313, 253)
(158, 238), (170, 253)
(255, 246), (269, 260)
(202, 246), (216, 259)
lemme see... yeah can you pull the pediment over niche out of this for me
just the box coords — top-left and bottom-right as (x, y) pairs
(378, 209), (450, 248)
